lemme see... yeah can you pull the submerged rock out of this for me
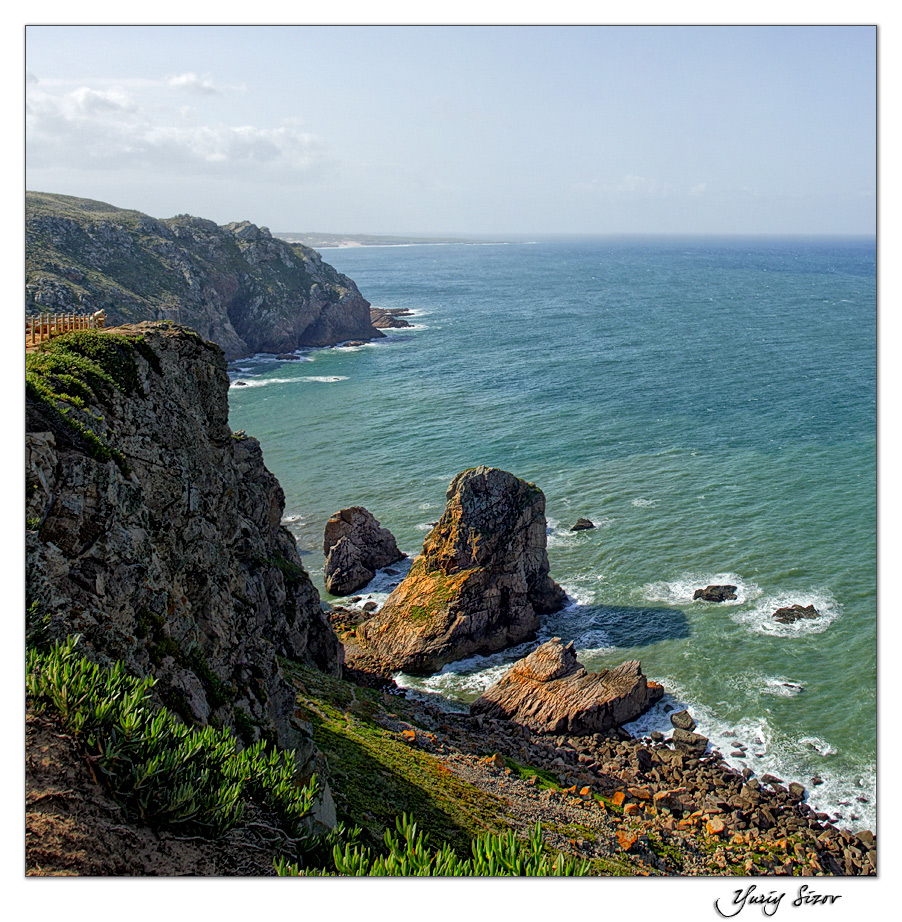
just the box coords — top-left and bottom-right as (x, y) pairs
(693, 584), (737, 602)
(357, 466), (567, 674)
(323, 507), (405, 596)
(773, 604), (819, 624)
(469, 637), (664, 734)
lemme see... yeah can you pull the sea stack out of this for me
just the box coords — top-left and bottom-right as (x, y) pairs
(322, 506), (405, 596)
(356, 466), (567, 674)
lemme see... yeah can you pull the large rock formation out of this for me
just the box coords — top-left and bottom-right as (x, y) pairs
(25, 192), (384, 360)
(356, 467), (567, 675)
(470, 638), (664, 735)
(323, 507), (405, 596)
(26, 323), (341, 790)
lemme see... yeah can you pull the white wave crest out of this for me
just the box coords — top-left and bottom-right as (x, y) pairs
(229, 376), (299, 389)
(642, 572), (761, 606)
(732, 590), (841, 637)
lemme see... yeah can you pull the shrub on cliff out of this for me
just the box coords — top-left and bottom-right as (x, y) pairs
(276, 812), (589, 877)
(26, 636), (318, 838)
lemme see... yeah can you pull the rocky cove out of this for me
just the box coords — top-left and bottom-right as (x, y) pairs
(25, 322), (875, 877)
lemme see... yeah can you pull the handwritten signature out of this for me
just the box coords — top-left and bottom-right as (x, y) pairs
(715, 884), (842, 917)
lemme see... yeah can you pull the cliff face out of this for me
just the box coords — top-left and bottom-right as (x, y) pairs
(26, 323), (341, 780)
(25, 192), (384, 360)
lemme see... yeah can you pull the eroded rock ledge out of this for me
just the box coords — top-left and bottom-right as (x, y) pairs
(355, 467), (568, 675)
(470, 638), (664, 734)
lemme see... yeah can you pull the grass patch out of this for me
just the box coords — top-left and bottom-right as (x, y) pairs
(277, 813), (589, 877)
(502, 756), (562, 790)
(283, 661), (509, 856)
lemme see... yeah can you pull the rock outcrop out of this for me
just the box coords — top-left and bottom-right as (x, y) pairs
(693, 585), (737, 602)
(571, 518), (596, 531)
(25, 192), (384, 360)
(322, 507), (405, 596)
(773, 604), (819, 624)
(356, 467), (567, 675)
(370, 307), (413, 329)
(470, 638), (664, 735)
(26, 323), (341, 791)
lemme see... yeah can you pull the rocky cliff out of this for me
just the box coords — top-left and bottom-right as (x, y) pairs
(26, 323), (341, 786)
(25, 192), (383, 360)
(355, 467), (568, 674)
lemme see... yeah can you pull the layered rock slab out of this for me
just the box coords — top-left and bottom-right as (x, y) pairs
(357, 466), (567, 674)
(470, 638), (664, 735)
(323, 506), (405, 596)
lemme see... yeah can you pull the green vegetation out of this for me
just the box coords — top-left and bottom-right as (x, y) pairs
(283, 660), (512, 855)
(276, 812), (589, 876)
(396, 560), (468, 623)
(25, 192), (339, 331)
(26, 636), (598, 875)
(27, 636), (317, 838)
(502, 756), (563, 791)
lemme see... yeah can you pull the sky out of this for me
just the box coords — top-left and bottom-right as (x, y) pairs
(24, 24), (877, 236)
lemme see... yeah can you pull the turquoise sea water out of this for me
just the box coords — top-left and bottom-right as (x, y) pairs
(228, 237), (876, 832)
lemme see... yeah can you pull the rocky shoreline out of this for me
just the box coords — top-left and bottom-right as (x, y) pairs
(322, 466), (875, 875)
(331, 638), (876, 875)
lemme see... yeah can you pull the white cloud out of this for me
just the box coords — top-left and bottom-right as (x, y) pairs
(166, 72), (220, 95)
(26, 75), (325, 179)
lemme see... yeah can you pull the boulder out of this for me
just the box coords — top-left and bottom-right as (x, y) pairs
(693, 585), (737, 602)
(570, 518), (596, 531)
(670, 709), (697, 732)
(773, 604), (819, 624)
(357, 467), (567, 674)
(323, 507), (405, 596)
(469, 637), (664, 735)
(672, 728), (709, 756)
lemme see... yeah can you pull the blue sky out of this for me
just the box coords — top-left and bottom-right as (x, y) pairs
(25, 24), (876, 235)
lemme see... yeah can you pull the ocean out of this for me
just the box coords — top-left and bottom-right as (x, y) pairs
(227, 236), (877, 833)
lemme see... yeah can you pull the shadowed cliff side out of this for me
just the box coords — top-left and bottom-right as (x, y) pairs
(26, 323), (341, 787)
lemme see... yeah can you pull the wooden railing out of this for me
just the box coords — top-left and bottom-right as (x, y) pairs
(26, 311), (106, 347)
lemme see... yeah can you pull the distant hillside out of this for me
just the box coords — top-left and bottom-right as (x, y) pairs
(276, 231), (503, 248)
(26, 192), (383, 360)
